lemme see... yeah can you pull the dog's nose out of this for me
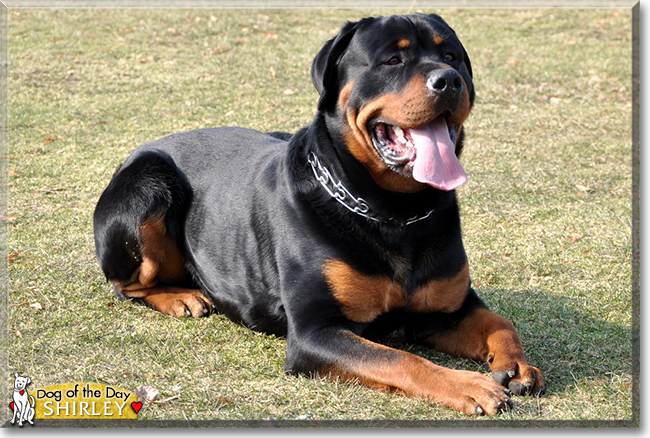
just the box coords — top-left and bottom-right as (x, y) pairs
(426, 69), (463, 97)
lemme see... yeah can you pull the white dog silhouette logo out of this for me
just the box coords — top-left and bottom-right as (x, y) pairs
(9, 372), (35, 426)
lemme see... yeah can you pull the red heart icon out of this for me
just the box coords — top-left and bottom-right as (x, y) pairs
(19, 391), (24, 395)
(131, 401), (142, 414)
(9, 402), (14, 411)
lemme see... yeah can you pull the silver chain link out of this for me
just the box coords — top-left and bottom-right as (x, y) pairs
(308, 152), (434, 226)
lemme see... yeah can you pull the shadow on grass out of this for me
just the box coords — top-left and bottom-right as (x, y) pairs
(381, 288), (632, 397)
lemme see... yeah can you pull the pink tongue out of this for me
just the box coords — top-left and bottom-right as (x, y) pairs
(410, 118), (467, 191)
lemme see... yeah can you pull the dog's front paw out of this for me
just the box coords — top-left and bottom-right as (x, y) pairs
(439, 369), (514, 416)
(489, 356), (545, 396)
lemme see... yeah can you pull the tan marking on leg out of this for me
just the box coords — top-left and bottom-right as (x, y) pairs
(421, 307), (520, 361)
(109, 212), (207, 317)
(139, 213), (189, 284)
(421, 307), (545, 395)
(137, 257), (159, 288)
(121, 286), (212, 318)
(320, 331), (512, 416)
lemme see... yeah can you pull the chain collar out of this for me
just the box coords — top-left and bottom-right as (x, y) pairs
(307, 152), (434, 226)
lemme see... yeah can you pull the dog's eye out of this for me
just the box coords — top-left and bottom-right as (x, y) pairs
(444, 53), (456, 62)
(385, 56), (402, 66)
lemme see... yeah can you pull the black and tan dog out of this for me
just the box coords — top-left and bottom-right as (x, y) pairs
(94, 13), (544, 416)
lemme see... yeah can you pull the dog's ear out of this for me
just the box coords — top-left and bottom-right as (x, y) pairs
(26, 377), (31, 385)
(311, 20), (360, 111)
(461, 46), (473, 78)
(14, 372), (18, 378)
(460, 45), (474, 106)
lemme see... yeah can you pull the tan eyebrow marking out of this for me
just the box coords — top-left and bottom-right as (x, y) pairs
(398, 38), (411, 48)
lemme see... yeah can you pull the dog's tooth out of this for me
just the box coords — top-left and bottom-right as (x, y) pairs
(392, 125), (407, 143)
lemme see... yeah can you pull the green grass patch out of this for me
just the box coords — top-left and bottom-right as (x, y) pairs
(6, 8), (633, 423)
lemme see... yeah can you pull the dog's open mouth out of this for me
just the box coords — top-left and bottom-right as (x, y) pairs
(370, 115), (467, 191)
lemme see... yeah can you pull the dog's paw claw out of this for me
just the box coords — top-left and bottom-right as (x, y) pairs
(492, 371), (508, 386)
(491, 362), (544, 396)
(508, 381), (527, 396)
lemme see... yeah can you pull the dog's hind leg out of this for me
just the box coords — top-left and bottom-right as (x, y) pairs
(118, 285), (212, 318)
(114, 211), (213, 317)
(94, 151), (213, 318)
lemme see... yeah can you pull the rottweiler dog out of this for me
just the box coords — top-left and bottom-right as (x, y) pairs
(94, 13), (545, 416)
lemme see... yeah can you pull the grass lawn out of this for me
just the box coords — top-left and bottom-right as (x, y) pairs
(4, 6), (636, 425)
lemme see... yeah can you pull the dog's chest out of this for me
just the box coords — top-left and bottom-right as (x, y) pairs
(323, 258), (469, 323)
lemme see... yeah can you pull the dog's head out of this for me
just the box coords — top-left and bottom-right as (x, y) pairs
(13, 372), (31, 391)
(312, 14), (474, 193)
